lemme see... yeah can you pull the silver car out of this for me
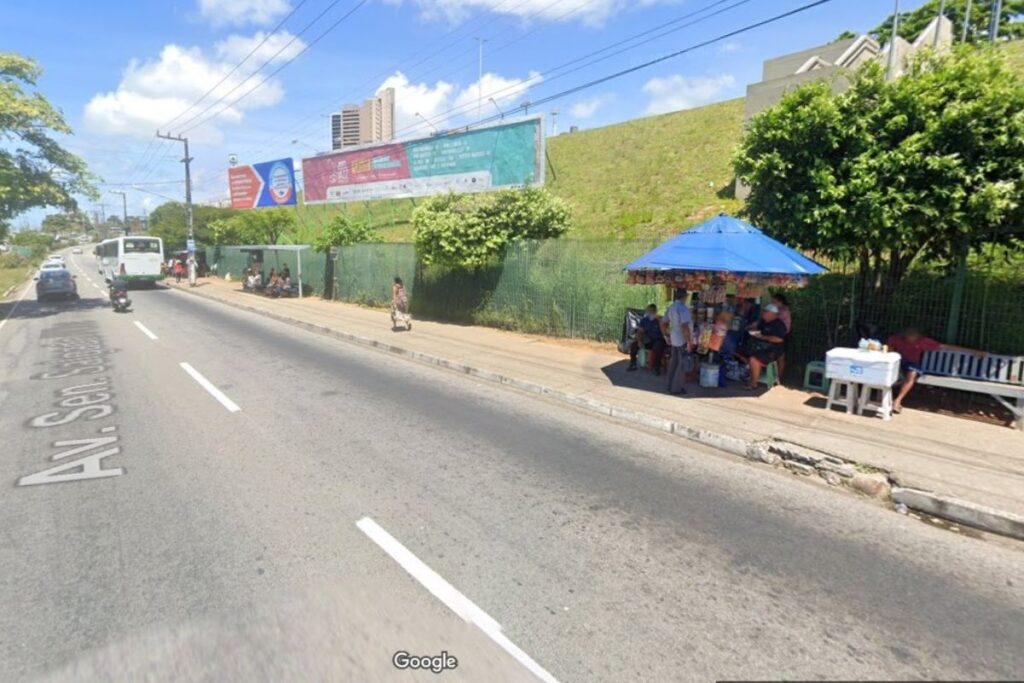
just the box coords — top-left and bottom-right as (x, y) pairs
(35, 269), (78, 301)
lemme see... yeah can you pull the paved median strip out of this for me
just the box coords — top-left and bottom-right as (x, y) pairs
(179, 362), (241, 413)
(356, 516), (559, 683)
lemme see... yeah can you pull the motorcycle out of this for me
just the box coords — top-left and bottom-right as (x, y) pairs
(109, 282), (132, 313)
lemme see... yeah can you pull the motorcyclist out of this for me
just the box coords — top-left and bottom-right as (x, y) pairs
(108, 277), (130, 308)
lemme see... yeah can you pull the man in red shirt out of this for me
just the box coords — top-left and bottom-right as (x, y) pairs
(887, 327), (976, 414)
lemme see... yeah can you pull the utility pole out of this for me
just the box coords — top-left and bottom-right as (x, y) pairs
(886, 0), (901, 80)
(963, 0), (973, 42)
(156, 130), (195, 285)
(475, 37), (487, 120)
(989, 0), (1004, 41)
(109, 190), (128, 235)
(934, 0), (946, 47)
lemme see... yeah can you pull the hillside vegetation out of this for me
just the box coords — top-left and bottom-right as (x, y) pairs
(291, 41), (1024, 244)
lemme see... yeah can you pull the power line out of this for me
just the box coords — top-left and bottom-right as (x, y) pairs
(160, 0), (311, 131)
(179, 0), (369, 135)
(462, 0), (836, 133)
(391, 0), (755, 140)
(238, 0), (583, 160)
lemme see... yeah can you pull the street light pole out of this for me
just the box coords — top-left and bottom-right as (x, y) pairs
(934, 0), (946, 47)
(886, 0), (901, 80)
(990, 0), (1004, 42)
(109, 190), (128, 235)
(488, 97), (505, 120)
(156, 130), (195, 285)
(415, 112), (439, 134)
(475, 37), (487, 120)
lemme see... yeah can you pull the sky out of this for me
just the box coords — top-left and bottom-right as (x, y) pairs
(2, 0), (934, 226)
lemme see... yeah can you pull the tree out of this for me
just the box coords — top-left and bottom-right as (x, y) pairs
(413, 187), (571, 269)
(0, 53), (97, 240)
(872, 0), (1024, 44)
(11, 229), (54, 258)
(41, 210), (89, 236)
(734, 46), (1024, 315)
(312, 214), (382, 300)
(147, 201), (238, 247)
(312, 213), (381, 252)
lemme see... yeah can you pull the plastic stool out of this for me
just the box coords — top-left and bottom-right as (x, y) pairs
(758, 361), (779, 388)
(857, 384), (894, 421)
(803, 360), (830, 393)
(826, 380), (859, 414)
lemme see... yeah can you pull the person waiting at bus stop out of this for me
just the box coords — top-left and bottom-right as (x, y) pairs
(627, 304), (666, 374)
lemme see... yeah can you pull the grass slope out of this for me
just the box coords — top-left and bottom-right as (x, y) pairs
(292, 97), (745, 243)
(292, 42), (1023, 244)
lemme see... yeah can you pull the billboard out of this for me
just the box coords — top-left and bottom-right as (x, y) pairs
(302, 117), (544, 204)
(228, 157), (297, 209)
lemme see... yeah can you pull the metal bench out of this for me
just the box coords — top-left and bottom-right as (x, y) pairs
(918, 349), (1024, 430)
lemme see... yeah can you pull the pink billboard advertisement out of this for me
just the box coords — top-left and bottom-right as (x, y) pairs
(303, 144), (411, 203)
(301, 118), (544, 204)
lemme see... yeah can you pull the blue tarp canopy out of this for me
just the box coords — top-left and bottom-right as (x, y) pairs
(625, 214), (827, 276)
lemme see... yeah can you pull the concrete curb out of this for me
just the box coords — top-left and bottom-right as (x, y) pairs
(174, 284), (1024, 542)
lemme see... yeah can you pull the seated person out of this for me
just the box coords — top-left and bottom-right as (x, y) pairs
(887, 327), (982, 414)
(277, 274), (291, 295)
(627, 304), (667, 374)
(243, 269), (255, 290)
(734, 303), (787, 389)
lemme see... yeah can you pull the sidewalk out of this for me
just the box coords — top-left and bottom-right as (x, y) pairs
(171, 278), (1024, 539)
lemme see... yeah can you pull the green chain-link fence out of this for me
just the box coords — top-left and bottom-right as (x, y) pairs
(210, 240), (1024, 373)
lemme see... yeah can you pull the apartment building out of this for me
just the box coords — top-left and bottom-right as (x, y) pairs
(331, 87), (396, 151)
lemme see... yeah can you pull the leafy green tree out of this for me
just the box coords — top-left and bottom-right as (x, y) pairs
(312, 213), (381, 252)
(734, 46), (1024, 313)
(0, 53), (97, 240)
(11, 229), (54, 258)
(147, 201), (238, 247)
(872, 0), (1024, 44)
(41, 210), (89, 236)
(312, 214), (381, 300)
(413, 187), (571, 269)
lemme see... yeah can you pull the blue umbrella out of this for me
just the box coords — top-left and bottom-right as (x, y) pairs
(626, 214), (827, 276)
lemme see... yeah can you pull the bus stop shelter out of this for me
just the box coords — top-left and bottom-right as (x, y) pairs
(233, 244), (311, 298)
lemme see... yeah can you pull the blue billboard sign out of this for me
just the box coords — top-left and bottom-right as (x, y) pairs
(229, 157), (297, 209)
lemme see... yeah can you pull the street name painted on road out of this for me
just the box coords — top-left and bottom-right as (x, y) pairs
(20, 322), (122, 486)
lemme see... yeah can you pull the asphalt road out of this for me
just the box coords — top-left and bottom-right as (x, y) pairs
(1, 251), (1022, 682)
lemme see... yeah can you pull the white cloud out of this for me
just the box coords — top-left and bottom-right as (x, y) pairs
(215, 30), (305, 63)
(379, 69), (540, 136)
(379, 71), (456, 133)
(407, 0), (667, 27)
(720, 41), (742, 53)
(453, 71), (541, 113)
(569, 94), (613, 120)
(83, 37), (304, 145)
(198, 0), (292, 26)
(642, 74), (736, 116)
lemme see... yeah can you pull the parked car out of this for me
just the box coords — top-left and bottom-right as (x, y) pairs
(35, 269), (77, 301)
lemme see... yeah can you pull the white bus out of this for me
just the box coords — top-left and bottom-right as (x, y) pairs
(95, 236), (165, 283)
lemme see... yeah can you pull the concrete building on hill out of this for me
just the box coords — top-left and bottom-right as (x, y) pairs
(331, 87), (396, 151)
(737, 16), (953, 198)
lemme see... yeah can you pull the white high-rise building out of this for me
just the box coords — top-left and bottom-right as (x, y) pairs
(331, 88), (396, 151)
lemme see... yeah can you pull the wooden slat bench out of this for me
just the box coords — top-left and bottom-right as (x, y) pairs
(918, 349), (1024, 430)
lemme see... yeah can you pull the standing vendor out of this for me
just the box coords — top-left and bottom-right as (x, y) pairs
(664, 289), (694, 395)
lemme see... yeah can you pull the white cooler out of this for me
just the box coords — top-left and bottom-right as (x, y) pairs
(825, 348), (901, 387)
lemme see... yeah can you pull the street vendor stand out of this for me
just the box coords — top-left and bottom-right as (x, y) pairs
(624, 214), (827, 387)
